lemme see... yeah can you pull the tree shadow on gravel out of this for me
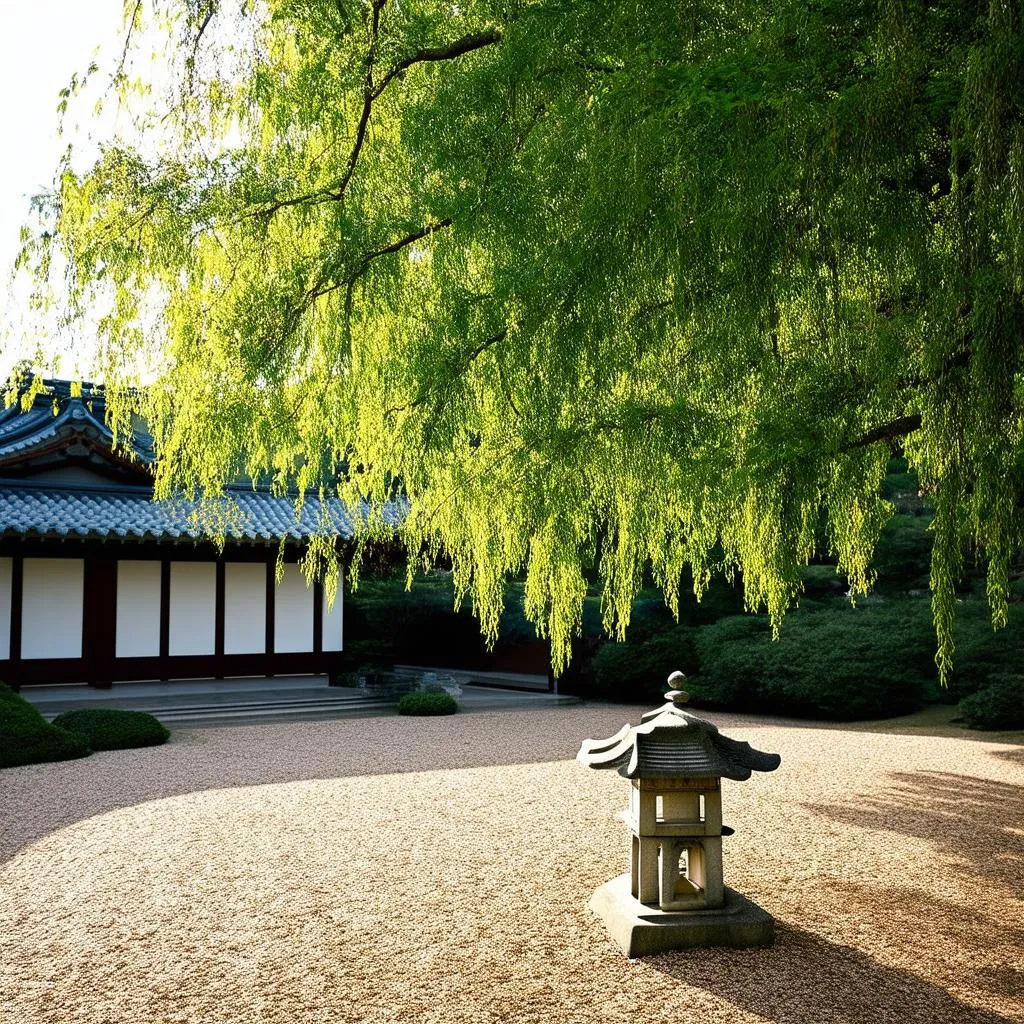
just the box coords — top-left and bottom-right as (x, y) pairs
(804, 769), (1024, 890)
(990, 746), (1024, 767)
(651, 923), (1016, 1024)
(0, 703), (650, 863)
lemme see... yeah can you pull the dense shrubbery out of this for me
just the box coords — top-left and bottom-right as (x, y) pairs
(397, 691), (459, 716)
(51, 708), (170, 750)
(871, 515), (934, 592)
(687, 601), (936, 720)
(947, 603), (1024, 703)
(0, 684), (91, 769)
(347, 461), (1024, 725)
(343, 573), (486, 669)
(590, 626), (699, 703)
(959, 675), (1024, 731)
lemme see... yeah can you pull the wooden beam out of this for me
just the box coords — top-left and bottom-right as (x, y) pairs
(313, 578), (324, 654)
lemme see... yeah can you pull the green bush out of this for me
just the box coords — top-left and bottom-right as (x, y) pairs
(688, 601), (936, 720)
(0, 683), (92, 769)
(945, 602), (1024, 703)
(800, 564), (849, 600)
(397, 690), (459, 716)
(959, 675), (1024, 731)
(50, 708), (170, 750)
(590, 626), (700, 703)
(345, 572), (487, 668)
(871, 514), (933, 591)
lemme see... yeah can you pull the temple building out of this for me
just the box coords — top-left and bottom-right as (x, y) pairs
(0, 379), (379, 689)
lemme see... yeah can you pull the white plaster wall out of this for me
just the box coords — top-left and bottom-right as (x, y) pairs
(22, 558), (84, 659)
(0, 558), (11, 660)
(274, 563), (313, 653)
(116, 561), (162, 658)
(224, 562), (266, 654)
(169, 562), (216, 656)
(322, 570), (344, 652)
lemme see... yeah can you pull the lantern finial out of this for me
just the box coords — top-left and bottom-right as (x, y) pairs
(666, 670), (689, 705)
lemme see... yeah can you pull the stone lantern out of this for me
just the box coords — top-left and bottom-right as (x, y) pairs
(577, 672), (781, 956)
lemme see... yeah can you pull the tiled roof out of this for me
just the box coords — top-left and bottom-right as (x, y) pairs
(0, 382), (153, 463)
(0, 378), (403, 544)
(577, 688), (781, 781)
(0, 482), (383, 543)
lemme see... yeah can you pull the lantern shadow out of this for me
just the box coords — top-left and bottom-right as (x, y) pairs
(803, 768), (1024, 890)
(648, 922), (1017, 1024)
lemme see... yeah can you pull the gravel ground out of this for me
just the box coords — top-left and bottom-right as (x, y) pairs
(1, 704), (1022, 1024)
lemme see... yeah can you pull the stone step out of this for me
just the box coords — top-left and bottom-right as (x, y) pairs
(151, 700), (395, 724)
(40, 692), (388, 720)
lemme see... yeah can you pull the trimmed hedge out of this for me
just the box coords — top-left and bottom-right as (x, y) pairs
(0, 683), (91, 769)
(687, 601), (937, 720)
(51, 708), (170, 750)
(959, 676), (1024, 731)
(397, 691), (459, 716)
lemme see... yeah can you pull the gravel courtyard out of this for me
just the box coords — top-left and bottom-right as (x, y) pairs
(1, 704), (1022, 1024)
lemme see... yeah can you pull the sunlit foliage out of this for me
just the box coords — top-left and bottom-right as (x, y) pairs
(15, 0), (1024, 675)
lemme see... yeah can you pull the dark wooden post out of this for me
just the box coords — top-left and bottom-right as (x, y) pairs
(265, 559), (275, 676)
(8, 555), (22, 690)
(214, 559), (226, 679)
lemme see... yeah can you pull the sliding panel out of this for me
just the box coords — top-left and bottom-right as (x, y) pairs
(274, 563), (314, 654)
(0, 557), (11, 660)
(115, 560), (162, 658)
(22, 558), (84, 659)
(321, 570), (344, 653)
(168, 561), (216, 656)
(224, 562), (267, 655)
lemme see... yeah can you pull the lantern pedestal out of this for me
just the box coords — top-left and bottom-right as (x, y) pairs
(589, 874), (774, 957)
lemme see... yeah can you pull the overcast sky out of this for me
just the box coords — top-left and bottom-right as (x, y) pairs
(0, 0), (127, 377)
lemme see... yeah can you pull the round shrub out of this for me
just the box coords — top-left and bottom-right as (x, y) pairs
(0, 683), (91, 769)
(397, 691), (458, 716)
(959, 676), (1024, 731)
(51, 708), (170, 750)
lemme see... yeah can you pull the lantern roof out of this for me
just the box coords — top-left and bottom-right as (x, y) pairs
(577, 674), (781, 781)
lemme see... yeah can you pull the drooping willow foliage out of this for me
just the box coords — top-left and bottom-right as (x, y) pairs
(14, 0), (1024, 676)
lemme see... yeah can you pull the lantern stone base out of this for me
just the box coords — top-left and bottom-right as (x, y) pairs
(589, 874), (775, 957)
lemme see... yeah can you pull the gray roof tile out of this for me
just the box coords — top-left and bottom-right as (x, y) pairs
(0, 483), (368, 543)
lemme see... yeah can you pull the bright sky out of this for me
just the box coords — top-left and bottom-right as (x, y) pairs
(0, 0), (127, 378)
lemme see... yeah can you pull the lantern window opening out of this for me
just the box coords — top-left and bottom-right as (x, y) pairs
(655, 792), (706, 825)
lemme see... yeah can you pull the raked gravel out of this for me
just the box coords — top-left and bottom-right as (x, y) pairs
(1, 704), (1022, 1024)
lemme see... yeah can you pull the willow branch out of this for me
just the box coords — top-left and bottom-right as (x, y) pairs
(841, 414), (923, 452)
(371, 30), (503, 99)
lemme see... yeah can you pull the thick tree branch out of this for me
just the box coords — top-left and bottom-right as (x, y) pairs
(114, 0), (144, 83)
(354, 218), (453, 275)
(241, 24), (501, 222)
(842, 414), (923, 452)
(329, 0), (388, 203)
(386, 328), (508, 416)
(304, 217), (454, 305)
(371, 30), (504, 99)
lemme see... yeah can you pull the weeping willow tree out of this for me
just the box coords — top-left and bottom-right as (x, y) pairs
(14, 0), (1024, 676)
